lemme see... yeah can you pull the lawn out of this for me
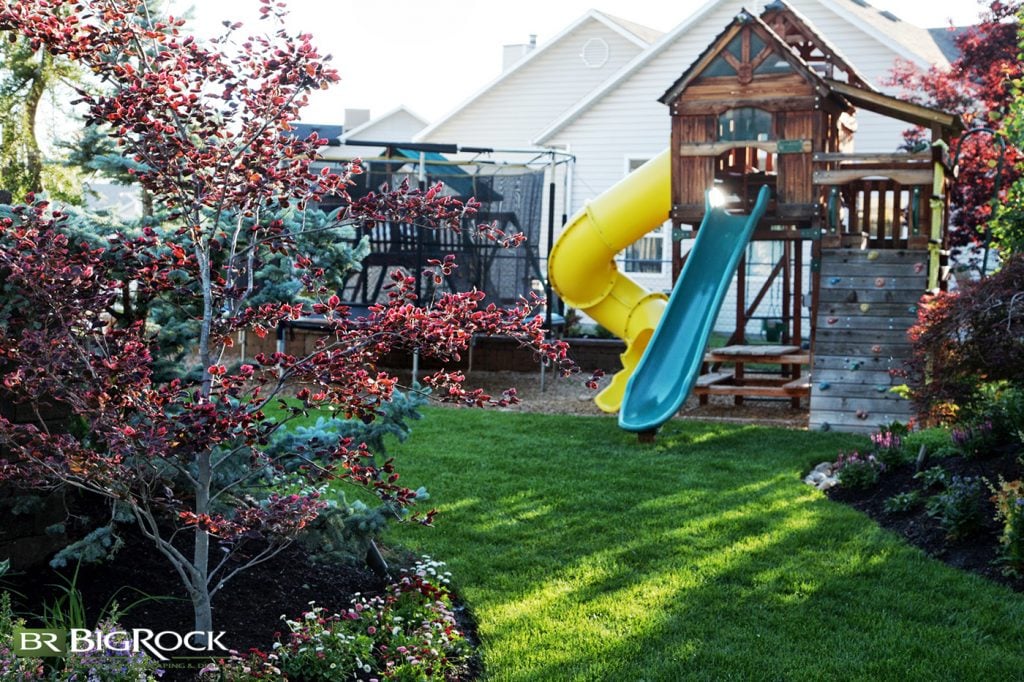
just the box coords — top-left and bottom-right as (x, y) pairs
(380, 408), (1024, 681)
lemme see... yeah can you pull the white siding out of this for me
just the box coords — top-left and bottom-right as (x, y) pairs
(347, 109), (426, 144)
(335, 109), (428, 159)
(420, 18), (645, 148)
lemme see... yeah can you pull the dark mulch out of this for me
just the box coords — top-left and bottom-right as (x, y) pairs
(8, 528), (481, 681)
(825, 443), (1024, 593)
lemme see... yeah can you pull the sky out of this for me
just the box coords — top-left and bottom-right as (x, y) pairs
(171, 0), (989, 126)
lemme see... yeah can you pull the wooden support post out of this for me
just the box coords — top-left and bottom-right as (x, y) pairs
(638, 430), (657, 444)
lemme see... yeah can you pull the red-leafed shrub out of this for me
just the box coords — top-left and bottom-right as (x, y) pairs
(906, 254), (1024, 420)
(887, 1), (1022, 250)
(0, 0), (581, 642)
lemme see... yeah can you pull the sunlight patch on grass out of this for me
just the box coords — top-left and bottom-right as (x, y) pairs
(379, 409), (1024, 680)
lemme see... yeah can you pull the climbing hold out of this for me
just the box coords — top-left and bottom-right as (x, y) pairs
(907, 305), (918, 314)
(827, 316), (839, 325)
(871, 344), (882, 354)
(860, 303), (871, 313)
(845, 291), (858, 303)
(856, 409), (869, 420)
(818, 382), (831, 390)
(874, 277), (886, 288)
(829, 277), (842, 285)
(850, 361), (862, 371)
(876, 385), (888, 392)
(867, 251), (879, 261)
(821, 422), (831, 432)
(914, 262), (925, 274)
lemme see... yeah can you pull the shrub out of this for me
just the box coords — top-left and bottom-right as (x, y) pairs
(833, 451), (885, 490)
(914, 465), (949, 491)
(968, 382), (1024, 448)
(883, 491), (922, 514)
(905, 254), (1024, 421)
(925, 475), (988, 540)
(0, 0), (578, 640)
(209, 557), (469, 681)
(950, 420), (998, 458)
(991, 478), (1024, 576)
(0, 592), (44, 681)
(870, 430), (907, 467)
(904, 428), (960, 460)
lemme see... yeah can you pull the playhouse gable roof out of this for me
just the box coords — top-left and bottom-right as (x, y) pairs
(657, 9), (841, 107)
(759, 0), (875, 90)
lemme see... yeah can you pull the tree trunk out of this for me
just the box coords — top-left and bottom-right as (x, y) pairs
(191, 580), (214, 644)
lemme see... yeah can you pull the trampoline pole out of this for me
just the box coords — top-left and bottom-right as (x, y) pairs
(542, 152), (557, 392)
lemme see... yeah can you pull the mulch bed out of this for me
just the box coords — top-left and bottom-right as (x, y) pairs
(8, 529), (481, 680)
(825, 443), (1024, 593)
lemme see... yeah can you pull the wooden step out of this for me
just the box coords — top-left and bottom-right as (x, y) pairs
(695, 371), (734, 387)
(695, 381), (810, 398)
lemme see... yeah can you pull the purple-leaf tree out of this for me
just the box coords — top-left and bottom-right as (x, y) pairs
(0, 0), (583, 637)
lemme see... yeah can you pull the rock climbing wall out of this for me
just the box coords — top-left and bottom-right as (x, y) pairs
(809, 248), (928, 433)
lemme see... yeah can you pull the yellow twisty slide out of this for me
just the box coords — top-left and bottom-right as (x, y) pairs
(548, 149), (671, 412)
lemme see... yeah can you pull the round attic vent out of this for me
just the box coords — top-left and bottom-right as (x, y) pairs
(580, 38), (609, 68)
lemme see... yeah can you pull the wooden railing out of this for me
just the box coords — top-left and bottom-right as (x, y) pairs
(813, 152), (939, 249)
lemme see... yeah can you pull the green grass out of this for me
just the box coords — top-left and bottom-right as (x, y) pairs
(376, 409), (1024, 681)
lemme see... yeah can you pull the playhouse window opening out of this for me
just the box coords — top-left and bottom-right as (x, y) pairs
(718, 107), (772, 142)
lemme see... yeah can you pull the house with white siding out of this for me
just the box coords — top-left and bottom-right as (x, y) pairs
(416, 0), (959, 333)
(339, 106), (428, 155)
(416, 10), (662, 148)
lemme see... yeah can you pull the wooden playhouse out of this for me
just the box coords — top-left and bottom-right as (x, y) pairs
(658, 1), (963, 433)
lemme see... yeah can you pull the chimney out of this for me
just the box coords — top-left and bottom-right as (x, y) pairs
(502, 34), (537, 71)
(344, 108), (371, 131)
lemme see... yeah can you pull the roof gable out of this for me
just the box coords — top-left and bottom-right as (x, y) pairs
(341, 106), (428, 143)
(415, 9), (657, 142)
(533, 0), (732, 144)
(759, 0), (875, 90)
(596, 11), (665, 45)
(658, 10), (837, 105)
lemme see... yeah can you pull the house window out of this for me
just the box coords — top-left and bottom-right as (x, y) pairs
(622, 158), (665, 274)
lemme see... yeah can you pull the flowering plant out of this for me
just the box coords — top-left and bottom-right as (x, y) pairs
(209, 557), (468, 681)
(870, 430), (905, 467)
(950, 420), (996, 458)
(991, 477), (1024, 576)
(833, 451), (885, 490)
(925, 475), (987, 540)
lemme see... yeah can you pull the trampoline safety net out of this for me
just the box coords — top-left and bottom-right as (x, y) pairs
(321, 152), (547, 308)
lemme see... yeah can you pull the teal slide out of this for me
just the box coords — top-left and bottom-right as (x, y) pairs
(619, 186), (771, 432)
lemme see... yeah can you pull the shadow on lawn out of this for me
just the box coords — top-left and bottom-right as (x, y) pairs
(396, 416), (1024, 680)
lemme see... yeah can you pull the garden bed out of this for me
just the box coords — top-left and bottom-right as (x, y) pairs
(7, 527), (481, 681)
(826, 442), (1024, 593)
